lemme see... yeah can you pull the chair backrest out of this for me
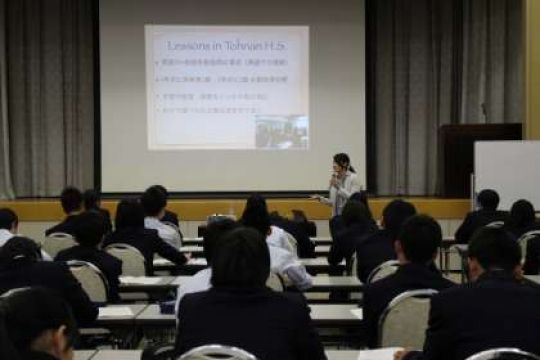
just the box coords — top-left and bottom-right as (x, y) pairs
(378, 289), (438, 349)
(42, 233), (77, 258)
(485, 221), (505, 229)
(178, 345), (258, 360)
(283, 231), (298, 256)
(518, 230), (540, 261)
(104, 243), (146, 276)
(367, 260), (400, 284)
(265, 272), (284, 292)
(465, 348), (540, 360)
(67, 260), (109, 303)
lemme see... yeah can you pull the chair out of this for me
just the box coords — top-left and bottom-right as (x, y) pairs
(105, 243), (146, 276)
(517, 230), (540, 261)
(283, 231), (298, 256)
(178, 344), (258, 360)
(485, 221), (505, 229)
(42, 232), (76, 258)
(366, 260), (400, 284)
(67, 260), (109, 304)
(465, 348), (540, 360)
(378, 289), (438, 348)
(265, 272), (284, 292)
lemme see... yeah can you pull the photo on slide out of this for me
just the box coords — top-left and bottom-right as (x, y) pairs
(255, 115), (308, 149)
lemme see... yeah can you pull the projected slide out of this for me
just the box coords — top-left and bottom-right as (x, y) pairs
(145, 26), (309, 150)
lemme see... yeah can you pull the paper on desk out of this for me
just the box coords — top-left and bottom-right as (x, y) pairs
(188, 258), (207, 265)
(350, 308), (363, 320)
(357, 348), (403, 360)
(120, 276), (162, 285)
(153, 258), (171, 265)
(98, 307), (134, 317)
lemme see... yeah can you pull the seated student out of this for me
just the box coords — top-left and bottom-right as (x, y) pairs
(175, 227), (326, 360)
(399, 226), (540, 360)
(291, 209), (317, 237)
(102, 199), (188, 275)
(83, 189), (113, 234)
(141, 186), (182, 248)
(175, 218), (239, 313)
(505, 199), (540, 239)
(454, 189), (508, 244)
(363, 215), (454, 348)
(45, 187), (84, 237)
(151, 185), (181, 227)
(355, 199), (417, 283)
(0, 237), (97, 326)
(0, 287), (79, 360)
(269, 211), (315, 258)
(329, 191), (375, 240)
(327, 199), (377, 273)
(0, 208), (52, 260)
(55, 211), (122, 303)
(241, 194), (312, 290)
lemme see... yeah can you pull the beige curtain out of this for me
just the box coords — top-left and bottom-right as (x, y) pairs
(369, 0), (523, 196)
(4, 0), (95, 198)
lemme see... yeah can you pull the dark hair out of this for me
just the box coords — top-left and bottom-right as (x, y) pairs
(383, 200), (417, 234)
(0, 287), (79, 359)
(83, 189), (100, 211)
(333, 153), (355, 173)
(508, 199), (536, 229)
(115, 199), (145, 230)
(211, 227), (270, 289)
(349, 191), (373, 220)
(341, 200), (371, 227)
(203, 218), (239, 262)
(148, 185), (169, 206)
(398, 215), (442, 264)
(477, 189), (500, 210)
(73, 212), (106, 248)
(0, 208), (18, 230)
(240, 194), (270, 237)
(141, 187), (167, 217)
(60, 187), (83, 214)
(468, 226), (521, 272)
(0, 237), (42, 272)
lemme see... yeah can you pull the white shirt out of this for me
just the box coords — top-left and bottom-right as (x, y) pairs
(0, 229), (52, 261)
(266, 225), (290, 250)
(268, 244), (312, 290)
(175, 267), (212, 314)
(144, 217), (182, 248)
(320, 171), (362, 216)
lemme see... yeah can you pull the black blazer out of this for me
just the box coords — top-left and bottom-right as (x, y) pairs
(355, 229), (397, 283)
(454, 209), (508, 244)
(55, 245), (122, 303)
(102, 227), (187, 275)
(175, 287), (326, 360)
(45, 215), (80, 237)
(524, 236), (540, 275)
(270, 216), (315, 258)
(21, 351), (59, 360)
(88, 208), (113, 234)
(0, 260), (98, 326)
(328, 222), (377, 272)
(363, 263), (455, 348)
(417, 271), (540, 360)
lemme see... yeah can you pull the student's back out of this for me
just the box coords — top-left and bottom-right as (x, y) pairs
(0, 237), (97, 326)
(177, 287), (322, 360)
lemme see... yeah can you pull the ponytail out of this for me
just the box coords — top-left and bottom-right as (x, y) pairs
(333, 153), (355, 173)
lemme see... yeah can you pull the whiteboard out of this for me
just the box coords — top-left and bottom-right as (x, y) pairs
(475, 141), (540, 210)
